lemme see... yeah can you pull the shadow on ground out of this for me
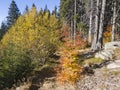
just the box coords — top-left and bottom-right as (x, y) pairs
(28, 66), (56, 90)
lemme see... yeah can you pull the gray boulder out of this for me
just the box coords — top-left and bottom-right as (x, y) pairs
(104, 41), (120, 50)
(95, 52), (109, 60)
(95, 50), (114, 60)
(107, 59), (120, 69)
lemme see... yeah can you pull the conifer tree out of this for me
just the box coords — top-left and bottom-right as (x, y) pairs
(0, 22), (7, 39)
(52, 6), (57, 17)
(44, 4), (48, 14)
(24, 5), (29, 14)
(6, 0), (21, 29)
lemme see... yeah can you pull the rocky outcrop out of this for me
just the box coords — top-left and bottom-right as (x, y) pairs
(104, 41), (120, 50)
(95, 50), (114, 60)
(95, 41), (120, 70)
(107, 59), (120, 69)
(15, 83), (30, 90)
(95, 41), (120, 60)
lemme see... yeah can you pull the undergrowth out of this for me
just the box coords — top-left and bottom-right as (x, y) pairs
(54, 24), (87, 84)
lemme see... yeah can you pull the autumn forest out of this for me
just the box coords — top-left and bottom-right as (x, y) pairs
(0, 0), (120, 90)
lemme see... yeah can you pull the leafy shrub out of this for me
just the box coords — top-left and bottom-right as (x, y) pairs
(1, 8), (61, 65)
(54, 24), (86, 84)
(60, 24), (87, 50)
(103, 25), (112, 43)
(0, 7), (61, 89)
(0, 44), (36, 89)
(54, 47), (83, 84)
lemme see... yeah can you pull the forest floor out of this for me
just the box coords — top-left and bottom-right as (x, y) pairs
(38, 67), (120, 90)
(9, 48), (120, 90)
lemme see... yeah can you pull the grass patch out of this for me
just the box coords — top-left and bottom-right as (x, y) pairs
(83, 58), (104, 65)
(111, 71), (120, 75)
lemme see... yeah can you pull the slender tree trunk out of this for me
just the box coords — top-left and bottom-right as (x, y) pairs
(97, 0), (106, 50)
(88, 0), (93, 44)
(111, 0), (116, 41)
(91, 0), (100, 50)
(74, 0), (77, 45)
(71, 17), (74, 40)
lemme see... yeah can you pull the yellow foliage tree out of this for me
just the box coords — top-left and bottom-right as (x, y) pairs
(1, 6), (61, 65)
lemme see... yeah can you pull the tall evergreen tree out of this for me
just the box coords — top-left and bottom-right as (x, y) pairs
(44, 4), (48, 14)
(6, 0), (21, 29)
(60, 0), (87, 43)
(52, 6), (57, 17)
(24, 5), (29, 14)
(0, 22), (7, 39)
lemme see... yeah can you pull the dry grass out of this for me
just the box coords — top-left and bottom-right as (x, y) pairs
(114, 48), (120, 59)
(83, 58), (104, 65)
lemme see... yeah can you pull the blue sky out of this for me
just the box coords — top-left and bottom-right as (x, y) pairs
(0, 0), (60, 24)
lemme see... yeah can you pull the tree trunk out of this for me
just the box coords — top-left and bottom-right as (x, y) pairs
(74, 0), (77, 45)
(97, 0), (106, 50)
(71, 17), (74, 40)
(111, 0), (116, 41)
(88, 0), (93, 44)
(91, 0), (99, 50)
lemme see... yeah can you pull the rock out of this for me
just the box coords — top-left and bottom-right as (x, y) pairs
(115, 59), (120, 63)
(15, 84), (30, 90)
(41, 82), (55, 89)
(95, 49), (114, 60)
(104, 41), (120, 50)
(107, 62), (120, 69)
(101, 51), (112, 60)
(16, 87), (20, 90)
(105, 49), (114, 55)
(95, 51), (109, 60)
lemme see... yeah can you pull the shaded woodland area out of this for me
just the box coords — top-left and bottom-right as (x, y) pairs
(0, 0), (120, 90)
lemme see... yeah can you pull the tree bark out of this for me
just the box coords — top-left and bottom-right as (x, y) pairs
(74, 0), (77, 45)
(71, 17), (74, 40)
(91, 0), (99, 50)
(97, 0), (106, 50)
(88, 0), (93, 44)
(111, 0), (116, 41)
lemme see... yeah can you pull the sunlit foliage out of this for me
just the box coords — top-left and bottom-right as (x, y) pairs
(0, 5), (61, 89)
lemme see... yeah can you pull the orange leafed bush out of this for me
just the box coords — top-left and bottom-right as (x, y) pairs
(54, 24), (85, 84)
(103, 25), (112, 43)
(54, 48), (83, 84)
(60, 24), (87, 50)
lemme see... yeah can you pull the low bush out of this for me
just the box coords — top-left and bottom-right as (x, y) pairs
(54, 24), (87, 84)
(0, 44), (36, 89)
(54, 47), (83, 84)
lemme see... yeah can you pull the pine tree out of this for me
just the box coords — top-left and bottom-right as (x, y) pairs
(44, 4), (48, 14)
(60, 0), (74, 22)
(24, 5), (29, 14)
(0, 22), (7, 39)
(52, 6), (57, 17)
(6, 0), (21, 29)
(60, 0), (87, 44)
